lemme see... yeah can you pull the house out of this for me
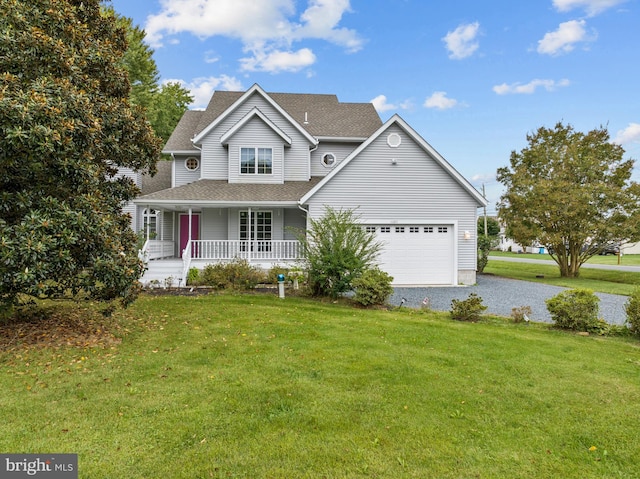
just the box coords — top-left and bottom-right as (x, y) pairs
(128, 84), (487, 286)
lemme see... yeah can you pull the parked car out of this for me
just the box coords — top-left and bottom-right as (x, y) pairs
(598, 243), (620, 255)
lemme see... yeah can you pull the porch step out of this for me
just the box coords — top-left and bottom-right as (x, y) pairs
(140, 259), (184, 287)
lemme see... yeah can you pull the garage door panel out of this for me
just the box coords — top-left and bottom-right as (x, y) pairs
(373, 225), (454, 285)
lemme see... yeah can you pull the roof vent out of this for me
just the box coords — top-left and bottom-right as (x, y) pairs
(304, 112), (309, 124)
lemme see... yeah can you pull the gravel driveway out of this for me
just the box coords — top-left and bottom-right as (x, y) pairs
(390, 274), (628, 326)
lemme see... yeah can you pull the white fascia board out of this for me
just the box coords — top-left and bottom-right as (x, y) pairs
(315, 136), (368, 143)
(132, 199), (299, 208)
(220, 107), (292, 146)
(161, 149), (200, 155)
(300, 114), (488, 207)
(192, 83), (318, 147)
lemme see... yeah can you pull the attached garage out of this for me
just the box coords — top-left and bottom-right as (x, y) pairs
(370, 224), (455, 285)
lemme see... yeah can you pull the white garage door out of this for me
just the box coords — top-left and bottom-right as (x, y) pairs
(371, 225), (455, 285)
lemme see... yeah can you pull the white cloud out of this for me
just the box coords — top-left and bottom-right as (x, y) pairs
(442, 22), (480, 60)
(204, 51), (220, 64)
(613, 123), (640, 145)
(163, 75), (244, 109)
(553, 0), (626, 16)
(370, 95), (411, 113)
(493, 79), (570, 95)
(144, 0), (363, 73)
(423, 91), (459, 110)
(240, 47), (316, 73)
(537, 20), (593, 56)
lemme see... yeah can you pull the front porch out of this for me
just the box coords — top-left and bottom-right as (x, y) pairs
(140, 239), (303, 285)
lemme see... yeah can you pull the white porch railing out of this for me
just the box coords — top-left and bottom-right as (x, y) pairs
(190, 240), (302, 261)
(146, 240), (175, 260)
(181, 240), (192, 286)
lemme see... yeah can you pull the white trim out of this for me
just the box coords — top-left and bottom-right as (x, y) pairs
(321, 152), (337, 168)
(299, 114), (488, 207)
(220, 107), (292, 146)
(184, 157), (199, 171)
(192, 84), (317, 147)
(238, 146), (274, 176)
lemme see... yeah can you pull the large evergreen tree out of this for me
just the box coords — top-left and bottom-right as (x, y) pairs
(497, 122), (640, 277)
(104, 7), (193, 143)
(0, 0), (163, 308)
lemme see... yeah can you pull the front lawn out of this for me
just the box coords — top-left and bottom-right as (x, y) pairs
(1, 294), (639, 478)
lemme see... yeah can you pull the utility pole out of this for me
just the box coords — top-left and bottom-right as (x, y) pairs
(482, 184), (488, 237)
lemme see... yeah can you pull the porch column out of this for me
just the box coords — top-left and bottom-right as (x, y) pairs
(188, 208), (192, 243)
(145, 204), (150, 241)
(247, 207), (252, 262)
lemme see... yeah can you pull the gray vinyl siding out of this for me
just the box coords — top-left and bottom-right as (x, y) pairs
(201, 208), (228, 240)
(226, 117), (285, 184)
(199, 92), (312, 181)
(310, 141), (360, 177)
(174, 154), (201, 187)
(284, 208), (306, 240)
(303, 124), (480, 270)
(123, 201), (137, 231)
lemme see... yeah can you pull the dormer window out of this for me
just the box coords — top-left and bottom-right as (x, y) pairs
(321, 152), (336, 168)
(241, 147), (272, 174)
(185, 157), (199, 171)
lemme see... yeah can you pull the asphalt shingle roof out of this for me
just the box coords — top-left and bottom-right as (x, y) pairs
(136, 177), (323, 203)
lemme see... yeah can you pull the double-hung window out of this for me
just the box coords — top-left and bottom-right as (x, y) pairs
(241, 147), (272, 174)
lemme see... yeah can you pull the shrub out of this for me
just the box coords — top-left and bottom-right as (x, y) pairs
(545, 289), (601, 332)
(293, 207), (383, 299)
(450, 293), (487, 322)
(199, 259), (266, 290)
(186, 267), (200, 286)
(265, 266), (290, 285)
(477, 235), (494, 273)
(511, 305), (532, 323)
(624, 288), (640, 335)
(352, 268), (394, 307)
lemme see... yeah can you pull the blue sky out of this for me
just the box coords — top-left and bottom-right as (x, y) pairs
(108, 0), (640, 213)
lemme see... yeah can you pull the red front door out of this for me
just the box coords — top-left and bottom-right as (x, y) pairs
(179, 214), (199, 257)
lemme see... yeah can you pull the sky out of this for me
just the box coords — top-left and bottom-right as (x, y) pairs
(108, 0), (640, 213)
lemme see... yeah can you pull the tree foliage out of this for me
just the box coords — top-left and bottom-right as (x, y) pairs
(477, 216), (500, 237)
(0, 0), (163, 308)
(497, 122), (640, 277)
(295, 207), (383, 299)
(104, 7), (192, 143)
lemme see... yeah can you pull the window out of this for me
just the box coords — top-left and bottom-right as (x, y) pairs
(438, 226), (448, 233)
(424, 227), (434, 233)
(185, 157), (199, 171)
(240, 211), (272, 251)
(142, 208), (158, 239)
(409, 227), (419, 233)
(380, 227), (391, 233)
(365, 226), (376, 233)
(321, 152), (336, 168)
(241, 147), (272, 174)
(395, 226), (405, 233)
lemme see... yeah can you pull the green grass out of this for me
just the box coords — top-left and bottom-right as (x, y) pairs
(2, 294), (640, 478)
(485, 256), (640, 296)
(490, 251), (640, 266)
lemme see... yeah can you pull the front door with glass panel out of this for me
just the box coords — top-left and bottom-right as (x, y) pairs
(240, 211), (272, 251)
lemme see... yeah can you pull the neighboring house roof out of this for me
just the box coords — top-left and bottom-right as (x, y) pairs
(300, 114), (488, 207)
(163, 83), (382, 153)
(134, 177), (323, 206)
(140, 160), (172, 195)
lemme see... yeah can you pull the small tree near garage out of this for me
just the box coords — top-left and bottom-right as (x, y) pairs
(497, 122), (640, 278)
(295, 207), (383, 299)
